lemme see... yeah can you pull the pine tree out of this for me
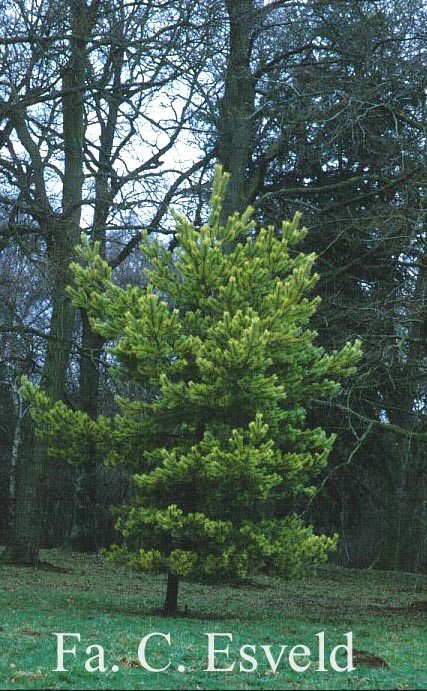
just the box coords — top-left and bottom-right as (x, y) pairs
(23, 166), (361, 614)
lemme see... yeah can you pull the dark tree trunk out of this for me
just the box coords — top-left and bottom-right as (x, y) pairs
(3, 268), (77, 564)
(163, 573), (179, 616)
(378, 257), (427, 570)
(2, 424), (42, 565)
(70, 25), (123, 549)
(2, 0), (96, 565)
(217, 0), (257, 222)
(71, 311), (104, 550)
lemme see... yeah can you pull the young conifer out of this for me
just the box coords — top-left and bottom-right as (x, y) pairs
(23, 166), (361, 614)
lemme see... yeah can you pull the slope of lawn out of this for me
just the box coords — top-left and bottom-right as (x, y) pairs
(1, 548), (427, 689)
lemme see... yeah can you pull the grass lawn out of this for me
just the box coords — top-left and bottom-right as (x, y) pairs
(1, 549), (427, 689)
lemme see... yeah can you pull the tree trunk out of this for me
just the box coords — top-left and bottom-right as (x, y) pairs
(3, 269), (78, 563)
(8, 382), (24, 534)
(70, 23), (124, 549)
(379, 252), (427, 570)
(379, 465), (401, 570)
(2, 0), (96, 564)
(163, 574), (180, 616)
(70, 311), (104, 550)
(218, 0), (257, 222)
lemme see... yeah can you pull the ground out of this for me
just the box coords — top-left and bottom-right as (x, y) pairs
(1, 549), (426, 689)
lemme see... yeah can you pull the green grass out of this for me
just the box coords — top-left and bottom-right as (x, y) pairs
(1, 549), (427, 689)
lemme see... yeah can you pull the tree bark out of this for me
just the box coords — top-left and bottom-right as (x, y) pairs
(163, 573), (180, 616)
(217, 0), (257, 222)
(3, 277), (77, 563)
(70, 311), (104, 550)
(378, 251), (427, 570)
(8, 382), (24, 534)
(70, 18), (124, 549)
(2, 0), (96, 564)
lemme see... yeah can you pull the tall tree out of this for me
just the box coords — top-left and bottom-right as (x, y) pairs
(244, 0), (427, 569)
(189, 0), (427, 569)
(0, 0), (216, 562)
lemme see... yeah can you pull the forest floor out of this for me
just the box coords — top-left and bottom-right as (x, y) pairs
(0, 549), (426, 689)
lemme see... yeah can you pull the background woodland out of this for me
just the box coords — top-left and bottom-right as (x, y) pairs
(1, 0), (427, 573)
